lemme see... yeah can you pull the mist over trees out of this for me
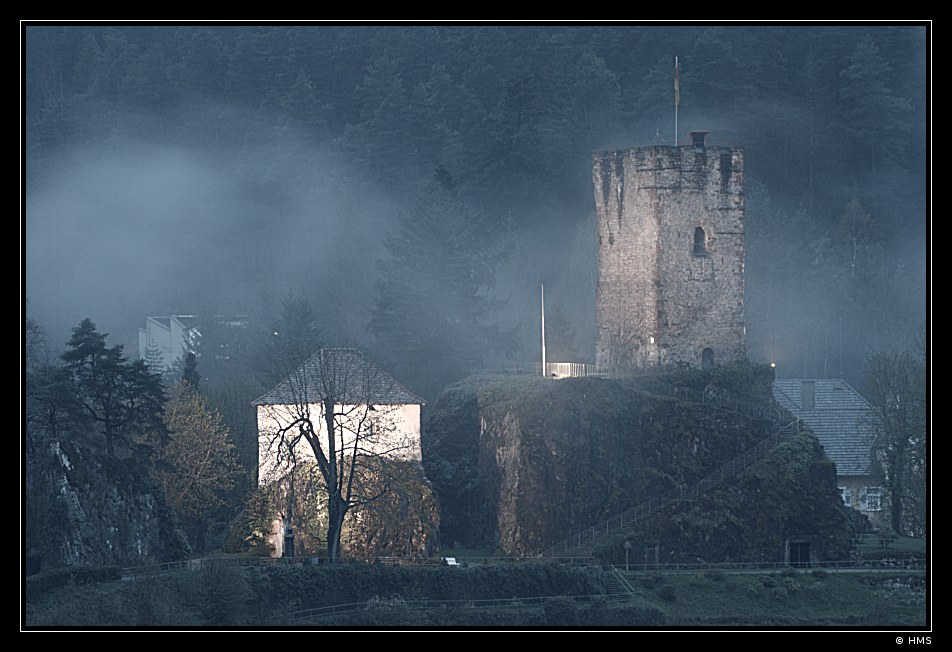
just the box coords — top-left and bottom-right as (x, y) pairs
(25, 24), (927, 400)
(371, 167), (512, 400)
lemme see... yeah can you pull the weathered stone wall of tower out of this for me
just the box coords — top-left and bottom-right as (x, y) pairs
(594, 144), (745, 371)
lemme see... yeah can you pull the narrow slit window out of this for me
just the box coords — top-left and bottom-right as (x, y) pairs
(694, 227), (708, 256)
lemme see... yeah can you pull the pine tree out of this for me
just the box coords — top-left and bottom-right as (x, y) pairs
(839, 33), (913, 174)
(370, 168), (509, 400)
(61, 318), (167, 457)
(144, 338), (165, 373)
(182, 352), (201, 389)
(865, 350), (927, 536)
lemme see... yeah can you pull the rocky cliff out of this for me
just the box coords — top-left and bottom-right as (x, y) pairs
(423, 363), (790, 557)
(25, 437), (186, 572)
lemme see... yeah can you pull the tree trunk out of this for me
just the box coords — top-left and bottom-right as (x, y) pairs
(326, 498), (345, 562)
(193, 519), (207, 555)
(890, 447), (905, 534)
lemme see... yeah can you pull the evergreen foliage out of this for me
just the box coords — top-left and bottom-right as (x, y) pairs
(60, 318), (167, 459)
(24, 25), (927, 393)
(371, 167), (511, 401)
(593, 432), (854, 564)
(424, 363), (790, 557)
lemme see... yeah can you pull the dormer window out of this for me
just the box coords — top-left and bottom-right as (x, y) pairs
(693, 227), (708, 256)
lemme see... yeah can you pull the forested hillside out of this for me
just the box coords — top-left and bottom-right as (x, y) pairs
(25, 24), (927, 400)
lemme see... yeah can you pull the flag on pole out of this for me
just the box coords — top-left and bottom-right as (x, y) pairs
(674, 56), (680, 107)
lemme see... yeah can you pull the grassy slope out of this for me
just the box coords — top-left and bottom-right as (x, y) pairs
(626, 570), (926, 627)
(24, 563), (927, 628)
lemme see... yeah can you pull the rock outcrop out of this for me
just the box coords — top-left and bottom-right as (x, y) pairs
(25, 437), (186, 572)
(424, 364), (789, 557)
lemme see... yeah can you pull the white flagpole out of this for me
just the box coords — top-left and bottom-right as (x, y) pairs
(674, 56), (679, 145)
(541, 284), (546, 377)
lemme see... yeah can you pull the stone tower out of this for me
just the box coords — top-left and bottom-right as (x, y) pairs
(593, 131), (745, 372)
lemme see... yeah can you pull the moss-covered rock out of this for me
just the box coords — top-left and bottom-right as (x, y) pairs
(424, 363), (793, 557)
(25, 437), (184, 570)
(594, 432), (855, 564)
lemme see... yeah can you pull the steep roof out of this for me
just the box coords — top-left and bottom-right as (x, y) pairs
(772, 379), (876, 477)
(253, 348), (425, 407)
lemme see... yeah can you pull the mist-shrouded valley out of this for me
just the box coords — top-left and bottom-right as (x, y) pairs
(22, 23), (929, 630)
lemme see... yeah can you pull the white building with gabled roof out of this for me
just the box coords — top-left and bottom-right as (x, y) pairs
(253, 348), (425, 487)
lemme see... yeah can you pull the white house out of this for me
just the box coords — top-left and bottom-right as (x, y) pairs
(254, 348), (424, 487)
(138, 315), (200, 373)
(773, 379), (885, 523)
(253, 348), (424, 557)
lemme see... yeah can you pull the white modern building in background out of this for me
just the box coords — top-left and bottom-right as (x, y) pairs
(138, 315), (201, 373)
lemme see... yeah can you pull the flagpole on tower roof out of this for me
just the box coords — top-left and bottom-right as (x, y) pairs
(674, 56), (679, 146)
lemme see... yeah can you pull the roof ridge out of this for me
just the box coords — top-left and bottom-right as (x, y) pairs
(253, 347), (425, 406)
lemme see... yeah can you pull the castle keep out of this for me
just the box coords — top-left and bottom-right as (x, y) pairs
(593, 132), (746, 372)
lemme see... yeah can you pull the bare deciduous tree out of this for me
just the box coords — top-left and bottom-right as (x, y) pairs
(864, 349), (927, 537)
(255, 348), (423, 561)
(157, 381), (242, 552)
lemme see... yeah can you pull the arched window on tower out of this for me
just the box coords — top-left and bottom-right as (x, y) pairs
(701, 347), (715, 369)
(694, 227), (708, 256)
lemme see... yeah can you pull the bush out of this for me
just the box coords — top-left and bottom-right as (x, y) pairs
(196, 561), (254, 625)
(543, 596), (579, 626)
(658, 584), (677, 602)
(608, 604), (667, 626)
(704, 569), (727, 582)
(26, 565), (122, 600)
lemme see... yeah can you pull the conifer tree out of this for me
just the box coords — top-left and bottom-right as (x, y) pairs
(61, 318), (167, 457)
(370, 167), (509, 400)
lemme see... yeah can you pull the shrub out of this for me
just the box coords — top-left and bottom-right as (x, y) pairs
(658, 584), (677, 602)
(543, 596), (579, 626)
(196, 561), (254, 626)
(26, 565), (123, 600)
(704, 569), (727, 582)
(609, 604), (667, 626)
